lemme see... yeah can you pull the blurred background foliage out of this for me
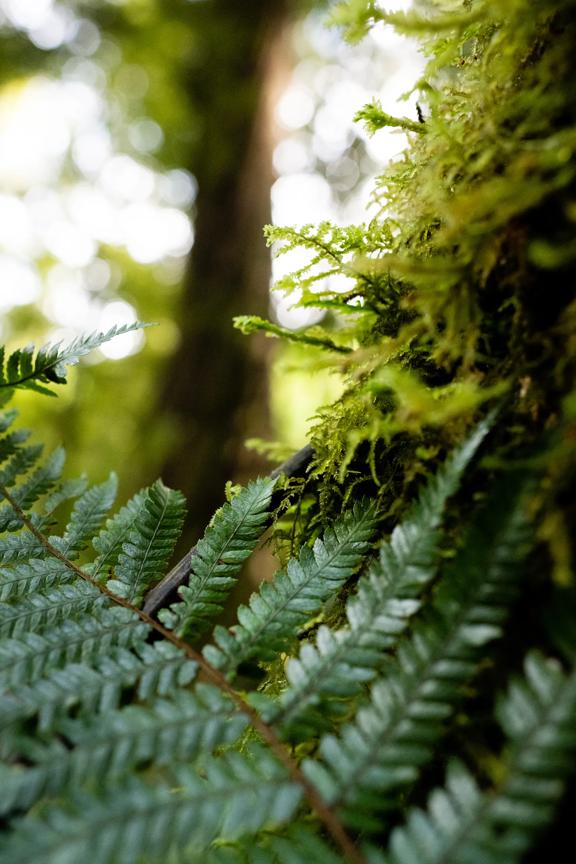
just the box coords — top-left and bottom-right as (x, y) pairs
(0, 0), (422, 547)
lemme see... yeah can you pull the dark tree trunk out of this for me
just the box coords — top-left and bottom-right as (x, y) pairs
(158, 1), (293, 548)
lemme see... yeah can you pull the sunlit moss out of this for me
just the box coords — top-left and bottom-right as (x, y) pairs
(250, 0), (576, 531)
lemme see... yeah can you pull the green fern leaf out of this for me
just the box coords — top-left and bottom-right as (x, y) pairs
(0, 606), (148, 688)
(0, 582), (104, 639)
(0, 684), (248, 816)
(50, 474), (118, 560)
(0, 324), (149, 398)
(304, 476), (532, 830)
(0, 533), (54, 565)
(0, 558), (74, 603)
(159, 477), (276, 638)
(0, 408), (18, 434)
(204, 500), (380, 677)
(0, 428), (30, 466)
(0, 448), (65, 533)
(0, 444), (43, 489)
(0, 640), (198, 733)
(270, 419), (492, 734)
(106, 480), (186, 606)
(0, 747), (301, 864)
(380, 652), (576, 864)
(91, 489), (147, 579)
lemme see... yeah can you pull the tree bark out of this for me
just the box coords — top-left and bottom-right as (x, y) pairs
(158, 1), (293, 548)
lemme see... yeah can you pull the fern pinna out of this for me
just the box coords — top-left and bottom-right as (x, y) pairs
(0, 331), (572, 864)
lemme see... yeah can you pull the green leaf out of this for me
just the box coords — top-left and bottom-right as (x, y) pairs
(0, 747), (301, 864)
(0, 640), (198, 733)
(106, 480), (186, 607)
(0, 684), (247, 816)
(304, 475), (532, 830)
(160, 477), (275, 638)
(0, 605), (148, 689)
(233, 315), (352, 354)
(204, 500), (380, 677)
(51, 475), (118, 560)
(380, 653), (576, 864)
(0, 324), (150, 398)
(91, 489), (148, 580)
(0, 558), (75, 603)
(0, 582), (104, 640)
(0, 448), (65, 533)
(271, 419), (493, 735)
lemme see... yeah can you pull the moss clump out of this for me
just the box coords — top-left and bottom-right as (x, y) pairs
(242, 0), (575, 548)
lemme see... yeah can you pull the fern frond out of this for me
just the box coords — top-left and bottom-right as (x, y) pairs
(0, 747), (301, 864)
(234, 315), (353, 354)
(0, 444), (43, 488)
(0, 532), (61, 565)
(380, 652), (576, 864)
(159, 477), (276, 638)
(43, 476), (88, 515)
(204, 500), (380, 677)
(0, 606), (148, 688)
(105, 480), (186, 606)
(304, 476), (532, 830)
(50, 474), (118, 560)
(0, 684), (248, 816)
(271, 419), (492, 734)
(0, 558), (74, 602)
(0, 448), (64, 533)
(0, 640), (198, 733)
(91, 489), (148, 579)
(0, 582), (104, 639)
(0, 324), (148, 398)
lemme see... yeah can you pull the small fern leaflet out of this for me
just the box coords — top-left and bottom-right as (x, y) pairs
(204, 500), (380, 677)
(50, 474), (118, 560)
(159, 477), (276, 638)
(0, 325), (148, 397)
(0, 684), (248, 816)
(106, 480), (186, 606)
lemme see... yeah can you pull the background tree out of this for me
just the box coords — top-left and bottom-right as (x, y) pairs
(157, 0), (294, 546)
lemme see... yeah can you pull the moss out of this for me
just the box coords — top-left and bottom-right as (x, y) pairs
(247, 0), (575, 540)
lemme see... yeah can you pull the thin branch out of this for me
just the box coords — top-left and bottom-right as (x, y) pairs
(0, 482), (365, 864)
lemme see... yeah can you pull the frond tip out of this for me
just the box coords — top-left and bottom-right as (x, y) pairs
(0, 324), (150, 398)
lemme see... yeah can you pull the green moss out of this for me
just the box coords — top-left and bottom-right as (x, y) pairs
(260, 0), (576, 537)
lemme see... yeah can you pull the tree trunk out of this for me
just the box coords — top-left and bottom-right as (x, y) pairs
(158, 1), (293, 548)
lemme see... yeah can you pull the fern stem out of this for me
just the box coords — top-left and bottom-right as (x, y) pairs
(0, 482), (365, 864)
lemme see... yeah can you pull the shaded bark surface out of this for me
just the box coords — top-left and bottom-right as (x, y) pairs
(159, 0), (293, 548)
